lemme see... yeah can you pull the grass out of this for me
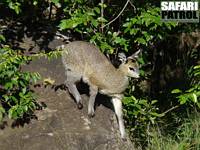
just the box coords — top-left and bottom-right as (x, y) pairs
(146, 112), (200, 150)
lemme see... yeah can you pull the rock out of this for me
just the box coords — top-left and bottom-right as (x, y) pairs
(0, 55), (136, 150)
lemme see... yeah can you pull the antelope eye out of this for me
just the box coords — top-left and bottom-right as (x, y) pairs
(131, 59), (136, 63)
(129, 67), (135, 71)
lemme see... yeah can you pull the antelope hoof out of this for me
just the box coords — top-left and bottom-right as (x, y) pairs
(88, 112), (95, 118)
(121, 133), (127, 141)
(122, 137), (127, 141)
(77, 102), (83, 109)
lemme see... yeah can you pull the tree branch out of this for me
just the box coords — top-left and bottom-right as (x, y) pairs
(101, 0), (104, 33)
(162, 105), (180, 116)
(101, 0), (130, 29)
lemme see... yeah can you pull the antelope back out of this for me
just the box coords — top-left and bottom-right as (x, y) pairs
(62, 41), (116, 77)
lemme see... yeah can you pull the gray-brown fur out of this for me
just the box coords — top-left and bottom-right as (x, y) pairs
(61, 41), (140, 139)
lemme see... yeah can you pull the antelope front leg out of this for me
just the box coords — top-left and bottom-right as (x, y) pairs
(66, 82), (83, 109)
(112, 95), (126, 139)
(88, 85), (98, 118)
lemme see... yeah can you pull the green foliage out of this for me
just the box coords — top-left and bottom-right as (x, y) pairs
(147, 112), (200, 150)
(123, 95), (162, 143)
(123, 7), (177, 46)
(0, 35), (6, 42)
(58, 3), (177, 55)
(0, 45), (40, 120)
(3, 0), (39, 14)
(59, 5), (102, 30)
(171, 65), (200, 107)
(7, 0), (21, 14)
(58, 1), (132, 54)
(58, 1), (103, 30)
(31, 50), (62, 60)
(1, 0), (200, 148)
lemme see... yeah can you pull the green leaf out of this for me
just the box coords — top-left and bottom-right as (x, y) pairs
(0, 106), (5, 121)
(142, 31), (151, 41)
(23, 105), (28, 112)
(135, 38), (146, 45)
(131, 18), (138, 24)
(97, 17), (107, 23)
(171, 89), (182, 94)
(192, 93), (197, 103)
(151, 100), (158, 105)
(33, 0), (38, 5)
(8, 2), (21, 14)
(194, 65), (200, 69)
(100, 42), (113, 53)
(94, 7), (100, 14)
(194, 72), (200, 77)
(123, 96), (134, 104)
(51, 0), (60, 4)
(0, 35), (5, 42)
(157, 34), (163, 39)
(197, 102), (200, 109)
(59, 19), (79, 30)
(130, 29), (139, 35)
(8, 106), (18, 119)
(123, 22), (131, 28)
(86, 11), (95, 16)
(99, 3), (107, 8)
(91, 20), (98, 27)
(22, 87), (27, 94)
(178, 95), (187, 104)
(3, 95), (9, 102)
(144, 18), (152, 27)
(150, 112), (162, 117)
(4, 82), (13, 89)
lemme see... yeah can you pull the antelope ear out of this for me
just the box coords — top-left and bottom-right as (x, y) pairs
(118, 52), (127, 63)
(128, 49), (141, 60)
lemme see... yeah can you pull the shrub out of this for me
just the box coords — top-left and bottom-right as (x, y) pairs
(0, 43), (40, 120)
(147, 112), (200, 150)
